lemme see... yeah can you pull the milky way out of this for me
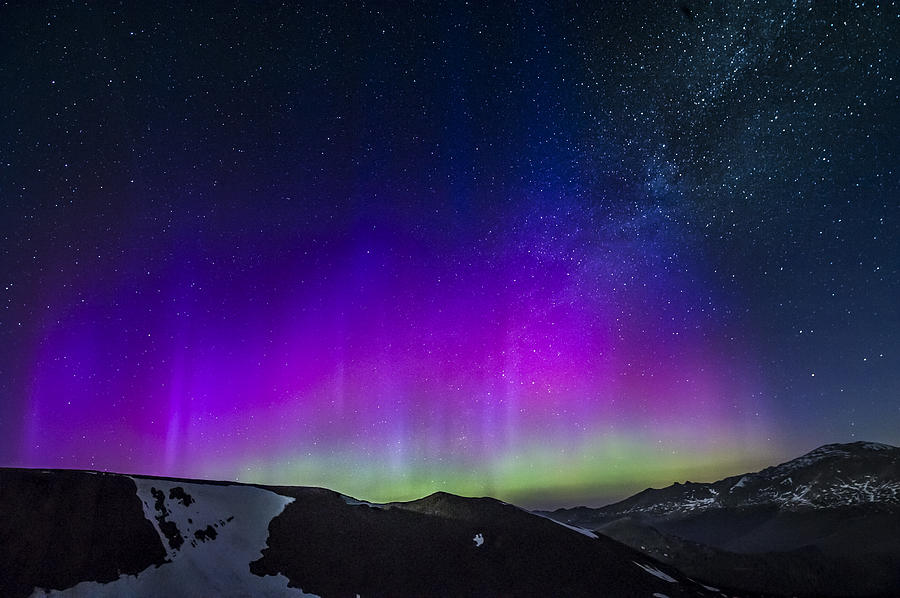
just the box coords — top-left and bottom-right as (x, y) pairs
(1, 1), (897, 507)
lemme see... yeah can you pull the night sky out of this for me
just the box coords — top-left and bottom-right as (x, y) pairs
(1, 1), (897, 508)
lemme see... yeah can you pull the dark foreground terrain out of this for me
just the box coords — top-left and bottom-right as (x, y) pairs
(1, 468), (715, 598)
(3, 441), (897, 597)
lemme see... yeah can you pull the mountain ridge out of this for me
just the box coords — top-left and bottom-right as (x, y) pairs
(546, 441), (900, 517)
(539, 441), (900, 597)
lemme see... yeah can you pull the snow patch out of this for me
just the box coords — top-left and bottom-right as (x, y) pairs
(680, 496), (717, 510)
(473, 533), (484, 547)
(759, 476), (900, 508)
(634, 562), (677, 583)
(730, 475), (750, 491)
(689, 578), (721, 592)
(31, 477), (317, 597)
(341, 495), (383, 509)
(862, 442), (892, 451)
(535, 513), (599, 539)
(652, 593), (671, 598)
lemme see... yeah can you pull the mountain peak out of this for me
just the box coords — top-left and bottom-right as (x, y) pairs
(777, 440), (899, 472)
(809, 440), (897, 454)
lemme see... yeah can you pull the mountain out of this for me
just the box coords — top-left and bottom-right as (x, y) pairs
(0, 468), (720, 598)
(541, 441), (900, 597)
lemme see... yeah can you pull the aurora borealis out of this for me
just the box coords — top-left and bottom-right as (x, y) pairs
(1, 2), (898, 508)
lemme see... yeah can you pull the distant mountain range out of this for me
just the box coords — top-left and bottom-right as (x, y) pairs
(2, 441), (897, 597)
(541, 441), (900, 597)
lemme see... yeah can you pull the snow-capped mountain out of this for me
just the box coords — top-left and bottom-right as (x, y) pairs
(551, 441), (900, 521)
(542, 441), (900, 597)
(0, 468), (720, 598)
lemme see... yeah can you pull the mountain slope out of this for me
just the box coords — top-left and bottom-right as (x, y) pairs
(601, 441), (900, 516)
(0, 468), (719, 598)
(252, 488), (718, 597)
(542, 441), (900, 597)
(0, 469), (167, 598)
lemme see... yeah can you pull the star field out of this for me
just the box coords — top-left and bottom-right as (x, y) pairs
(0, 1), (897, 507)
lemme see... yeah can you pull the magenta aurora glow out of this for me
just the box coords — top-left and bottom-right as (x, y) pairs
(2, 1), (898, 508)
